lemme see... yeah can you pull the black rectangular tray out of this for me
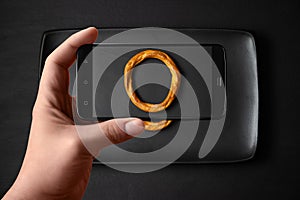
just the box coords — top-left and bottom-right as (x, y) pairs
(39, 28), (258, 163)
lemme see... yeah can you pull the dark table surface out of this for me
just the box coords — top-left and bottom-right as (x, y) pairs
(0, 0), (299, 199)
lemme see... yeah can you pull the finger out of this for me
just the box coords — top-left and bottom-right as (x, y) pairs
(45, 27), (98, 69)
(40, 27), (98, 95)
(76, 118), (144, 157)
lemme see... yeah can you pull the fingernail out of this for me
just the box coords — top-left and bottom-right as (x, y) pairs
(125, 119), (144, 136)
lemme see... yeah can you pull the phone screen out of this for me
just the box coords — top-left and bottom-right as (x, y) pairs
(77, 44), (226, 120)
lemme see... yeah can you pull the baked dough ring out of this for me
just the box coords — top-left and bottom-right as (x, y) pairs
(144, 120), (173, 131)
(124, 49), (181, 131)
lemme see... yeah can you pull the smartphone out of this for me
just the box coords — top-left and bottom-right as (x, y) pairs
(76, 43), (226, 121)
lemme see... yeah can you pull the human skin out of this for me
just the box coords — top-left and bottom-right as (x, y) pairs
(3, 27), (144, 200)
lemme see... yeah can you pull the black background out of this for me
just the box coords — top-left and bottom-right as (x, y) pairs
(0, 0), (299, 199)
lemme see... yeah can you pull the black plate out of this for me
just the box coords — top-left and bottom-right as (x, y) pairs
(39, 28), (258, 163)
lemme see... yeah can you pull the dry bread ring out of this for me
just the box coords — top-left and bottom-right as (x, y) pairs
(144, 120), (173, 131)
(124, 49), (181, 131)
(124, 50), (181, 113)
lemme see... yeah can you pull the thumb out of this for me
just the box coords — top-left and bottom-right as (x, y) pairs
(76, 118), (144, 157)
(99, 118), (145, 144)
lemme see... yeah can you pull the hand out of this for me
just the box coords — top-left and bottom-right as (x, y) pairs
(3, 27), (144, 200)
